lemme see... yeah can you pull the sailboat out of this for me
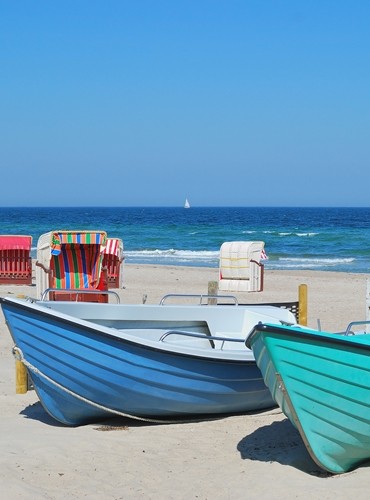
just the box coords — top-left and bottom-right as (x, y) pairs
(184, 198), (190, 209)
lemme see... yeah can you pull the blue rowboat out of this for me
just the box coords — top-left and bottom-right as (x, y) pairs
(247, 322), (370, 474)
(0, 297), (297, 426)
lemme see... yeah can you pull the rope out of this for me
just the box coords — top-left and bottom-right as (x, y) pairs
(11, 346), (224, 425)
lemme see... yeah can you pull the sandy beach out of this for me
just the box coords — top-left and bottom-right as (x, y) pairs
(1, 264), (369, 498)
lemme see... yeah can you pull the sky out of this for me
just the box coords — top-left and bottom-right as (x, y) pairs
(1, 1), (369, 207)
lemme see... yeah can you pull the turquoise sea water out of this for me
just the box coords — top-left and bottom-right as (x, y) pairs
(0, 206), (369, 273)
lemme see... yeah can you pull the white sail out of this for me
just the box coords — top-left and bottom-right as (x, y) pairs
(184, 198), (190, 208)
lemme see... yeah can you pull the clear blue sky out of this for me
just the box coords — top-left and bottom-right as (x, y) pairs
(1, 1), (369, 207)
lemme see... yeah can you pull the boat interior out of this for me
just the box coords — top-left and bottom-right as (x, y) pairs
(35, 299), (297, 352)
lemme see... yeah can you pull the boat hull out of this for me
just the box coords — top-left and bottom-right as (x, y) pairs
(1, 299), (276, 426)
(247, 323), (370, 474)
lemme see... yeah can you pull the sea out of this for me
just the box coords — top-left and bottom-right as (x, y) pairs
(1, 206), (370, 274)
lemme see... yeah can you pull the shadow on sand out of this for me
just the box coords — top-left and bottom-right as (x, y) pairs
(237, 418), (331, 477)
(20, 401), (65, 427)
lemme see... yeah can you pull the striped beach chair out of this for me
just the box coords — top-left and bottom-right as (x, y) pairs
(36, 230), (108, 302)
(102, 237), (124, 288)
(219, 241), (265, 292)
(0, 235), (33, 285)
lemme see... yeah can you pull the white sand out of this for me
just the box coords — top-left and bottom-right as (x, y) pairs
(1, 265), (369, 498)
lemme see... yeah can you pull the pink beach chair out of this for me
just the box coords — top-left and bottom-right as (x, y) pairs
(102, 237), (124, 288)
(0, 235), (33, 285)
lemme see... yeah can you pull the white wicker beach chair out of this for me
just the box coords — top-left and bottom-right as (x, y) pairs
(219, 241), (265, 292)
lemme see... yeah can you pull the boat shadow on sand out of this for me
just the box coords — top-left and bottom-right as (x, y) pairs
(20, 402), (162, 428)
(20, 402), (62, 426)
(237, 419), (332, 477)
(21, 402), (367, 477)
(20, 401), (232, 429)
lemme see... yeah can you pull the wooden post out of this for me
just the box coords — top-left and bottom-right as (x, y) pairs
(15, 360), (28, 394)
(208, 281), (218, 305)
(298, 284), (308, 326)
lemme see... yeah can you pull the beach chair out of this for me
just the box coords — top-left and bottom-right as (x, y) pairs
(102, 237), (124, 288)
(0, 235), (33, 285)
(218, 241), (265, 292)
(35, 230), (108, 302)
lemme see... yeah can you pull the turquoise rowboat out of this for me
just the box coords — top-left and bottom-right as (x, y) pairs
(246, 322), (370, 474)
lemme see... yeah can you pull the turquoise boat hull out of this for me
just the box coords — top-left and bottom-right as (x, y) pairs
(247, 323), (370, 474)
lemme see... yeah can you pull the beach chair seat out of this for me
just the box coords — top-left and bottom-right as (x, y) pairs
(219, 241), (265, 292)
(36, 230), (108, 302)
(0, 235), (33, 285)
(102, 237), (124, 288)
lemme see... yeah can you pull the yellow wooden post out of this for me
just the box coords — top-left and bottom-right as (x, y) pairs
(15, 360), (28, 394)
(298, 284), (308, 326)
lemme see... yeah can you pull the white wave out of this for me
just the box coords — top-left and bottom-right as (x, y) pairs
(278, 257), (355, 265)
(278, 232), (318, 237)
(125, 249), (219, 265)
(296, 232), (318, 237)
(263, 256), (356, 270)
(127, 249), (218, 257)
(243, 230), (318, 237)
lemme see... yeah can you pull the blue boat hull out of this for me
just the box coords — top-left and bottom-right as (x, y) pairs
(247, 323), (370, 474)
(1, 299), (275, 426)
